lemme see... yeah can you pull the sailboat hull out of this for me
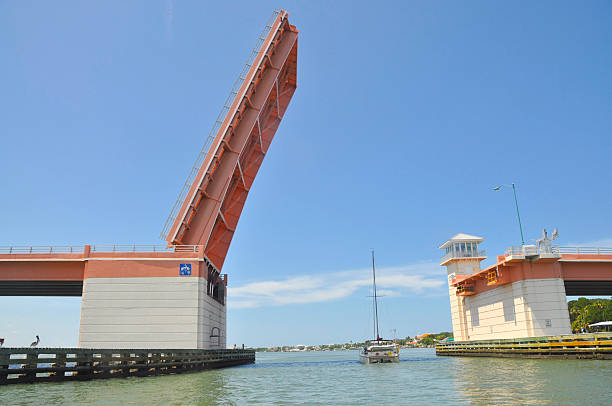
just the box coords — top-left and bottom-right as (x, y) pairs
(359, 352), (400, 364)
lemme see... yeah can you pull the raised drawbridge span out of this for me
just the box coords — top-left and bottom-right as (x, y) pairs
(0, 10), (298, 350)
(161, 9), (297, 269)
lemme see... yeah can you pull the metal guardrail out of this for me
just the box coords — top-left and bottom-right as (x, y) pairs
(505, 246), (522, 256)
(505, 245), (556, 256)
(160, 10), (282, 241)
(0, 246), (85, 254)
(90, 245), (199, 253)
(505, 246), (612, 256)
(0, 245), (200, 254)
(440, 250), (486, 263)
(558, 246), (612, 255)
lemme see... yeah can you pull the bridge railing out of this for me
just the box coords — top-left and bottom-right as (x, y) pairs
(90, 245), (200, 253)
(558, 246), (612, 255)
(0, 246), (85, 254)
(0, 245), (201, 255)
(505, 246), (612, 257)
(505, 246), (554, 256)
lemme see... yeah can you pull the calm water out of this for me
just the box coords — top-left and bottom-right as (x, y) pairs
(1, 349), (612, 405)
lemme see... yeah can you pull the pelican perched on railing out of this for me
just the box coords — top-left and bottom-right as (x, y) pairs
(30, 335), (40, 347)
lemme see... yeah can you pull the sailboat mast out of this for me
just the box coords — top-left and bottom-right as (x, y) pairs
(372, 250), (380, 340)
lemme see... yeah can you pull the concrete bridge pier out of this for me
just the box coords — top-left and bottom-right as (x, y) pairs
(78, 250), (227, 349)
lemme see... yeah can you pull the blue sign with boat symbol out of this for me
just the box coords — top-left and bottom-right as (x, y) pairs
(179, 263), (192, 276)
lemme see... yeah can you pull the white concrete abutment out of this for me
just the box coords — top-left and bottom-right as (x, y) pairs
(79, 276), (226, 349)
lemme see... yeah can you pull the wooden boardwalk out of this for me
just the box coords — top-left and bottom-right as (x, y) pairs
(436, 332), (612, 359)
(0, 347), (254, 385)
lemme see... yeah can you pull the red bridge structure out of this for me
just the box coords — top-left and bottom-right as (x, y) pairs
(0, 10), (298, 349)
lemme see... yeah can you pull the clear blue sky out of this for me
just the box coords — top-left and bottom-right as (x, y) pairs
(1, 1), (611, 347)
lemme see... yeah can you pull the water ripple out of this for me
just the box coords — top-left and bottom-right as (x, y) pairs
(1, 349), (611, 405)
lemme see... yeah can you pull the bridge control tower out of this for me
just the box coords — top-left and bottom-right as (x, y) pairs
(440, 233), (486, 277)
(0, 10), (298, 349)
(439, 234), (487, 341)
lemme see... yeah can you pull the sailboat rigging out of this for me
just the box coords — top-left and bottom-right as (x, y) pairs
(359, 250), (400, 364)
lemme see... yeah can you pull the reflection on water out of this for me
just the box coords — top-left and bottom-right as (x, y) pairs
(1, 349), (611, 405)
(450, 356), (612, 405)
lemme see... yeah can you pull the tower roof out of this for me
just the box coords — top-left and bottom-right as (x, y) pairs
(439, 233), (484, 249)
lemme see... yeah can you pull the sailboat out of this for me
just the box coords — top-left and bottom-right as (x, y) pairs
(359, 250), (400, 364)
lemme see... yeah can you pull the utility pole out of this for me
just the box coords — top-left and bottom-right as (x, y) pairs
(494, 183), (525, 246)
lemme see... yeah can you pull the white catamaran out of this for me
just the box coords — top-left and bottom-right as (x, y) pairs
(359, 250), (400, 364)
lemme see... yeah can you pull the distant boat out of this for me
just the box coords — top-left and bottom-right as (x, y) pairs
(359, 250), (399, 364)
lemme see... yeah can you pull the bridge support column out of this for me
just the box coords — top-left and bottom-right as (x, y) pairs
(461, 278), (571, 340)
(78, 259), (226, 349)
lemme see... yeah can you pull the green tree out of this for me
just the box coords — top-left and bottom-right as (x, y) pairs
(568, 297), (612, 332)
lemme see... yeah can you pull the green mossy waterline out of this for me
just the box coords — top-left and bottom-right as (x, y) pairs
(436, 332), (612, 359)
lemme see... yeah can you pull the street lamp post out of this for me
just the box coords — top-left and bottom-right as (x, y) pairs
(494, 182), (525, 246)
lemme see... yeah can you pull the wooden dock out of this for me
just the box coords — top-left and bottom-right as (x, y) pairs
(0, 347), (254, 385)
(436, 332), (612, 359)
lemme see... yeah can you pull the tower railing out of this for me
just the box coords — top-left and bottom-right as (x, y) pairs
(160, 10), (282, 241)
(440, 250), (486, 264)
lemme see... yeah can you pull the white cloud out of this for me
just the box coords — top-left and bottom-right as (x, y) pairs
(375, 289), (400, 297)
(228, 261), (445, 309)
